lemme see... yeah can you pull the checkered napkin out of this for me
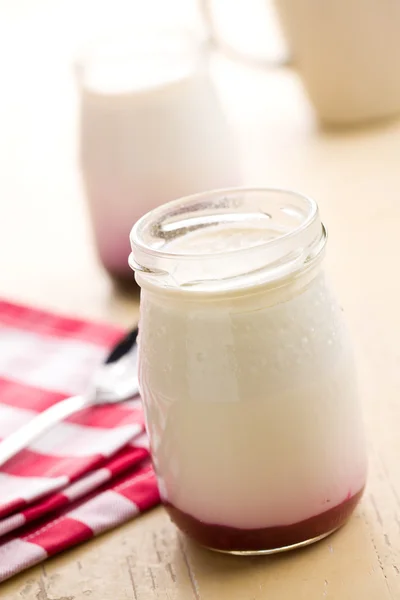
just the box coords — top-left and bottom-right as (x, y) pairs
(0, 300), (160, 582)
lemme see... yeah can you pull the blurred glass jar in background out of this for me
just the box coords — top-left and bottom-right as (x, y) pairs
(76, 29), (241, 285)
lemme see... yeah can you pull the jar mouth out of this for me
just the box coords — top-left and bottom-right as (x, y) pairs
(129, 187), (326, 291)
(74, 28), (203, 95)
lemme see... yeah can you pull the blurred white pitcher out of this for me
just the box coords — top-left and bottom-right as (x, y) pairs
(76, 29), (241, 284)
(274, 0), (400, 125)
(202, 0), (400, 125)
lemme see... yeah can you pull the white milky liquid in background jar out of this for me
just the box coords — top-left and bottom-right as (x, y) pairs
(76, 31), (241, 283)
(129, 188), (367, 554)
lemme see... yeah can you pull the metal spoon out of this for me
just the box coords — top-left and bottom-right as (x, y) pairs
(0, 327), (140, 467)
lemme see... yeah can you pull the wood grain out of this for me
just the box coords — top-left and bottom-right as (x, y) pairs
(1, 1), (400, 598)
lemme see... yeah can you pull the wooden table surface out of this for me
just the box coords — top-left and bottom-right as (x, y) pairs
(1, 3), (400, 598)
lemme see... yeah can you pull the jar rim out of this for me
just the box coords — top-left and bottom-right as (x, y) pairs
(74, 28), (204, 94)
(129, 187), (326, 291)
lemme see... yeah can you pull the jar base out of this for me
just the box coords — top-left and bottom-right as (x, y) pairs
(165, 487), (364, 554)
(201, 527), (338, 556)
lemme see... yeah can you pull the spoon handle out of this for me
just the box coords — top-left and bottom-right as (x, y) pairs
(0, 395), (89, 467)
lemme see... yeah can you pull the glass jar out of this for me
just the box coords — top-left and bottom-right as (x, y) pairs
(76, 28), (241, 285)
(129, 188), (367, 554)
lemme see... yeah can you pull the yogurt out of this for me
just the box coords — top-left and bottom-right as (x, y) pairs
(77, 34), (240, 280)
(131, 188), (367, 553)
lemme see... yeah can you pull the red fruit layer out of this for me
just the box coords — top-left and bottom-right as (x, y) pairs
(165, 488), (364, 552)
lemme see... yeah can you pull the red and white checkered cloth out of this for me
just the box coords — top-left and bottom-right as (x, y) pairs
(0, 300), (160, 582)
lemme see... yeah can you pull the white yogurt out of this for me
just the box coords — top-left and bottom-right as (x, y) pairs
(139, 268), (366, 528)
(132, 189), (367, 531)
